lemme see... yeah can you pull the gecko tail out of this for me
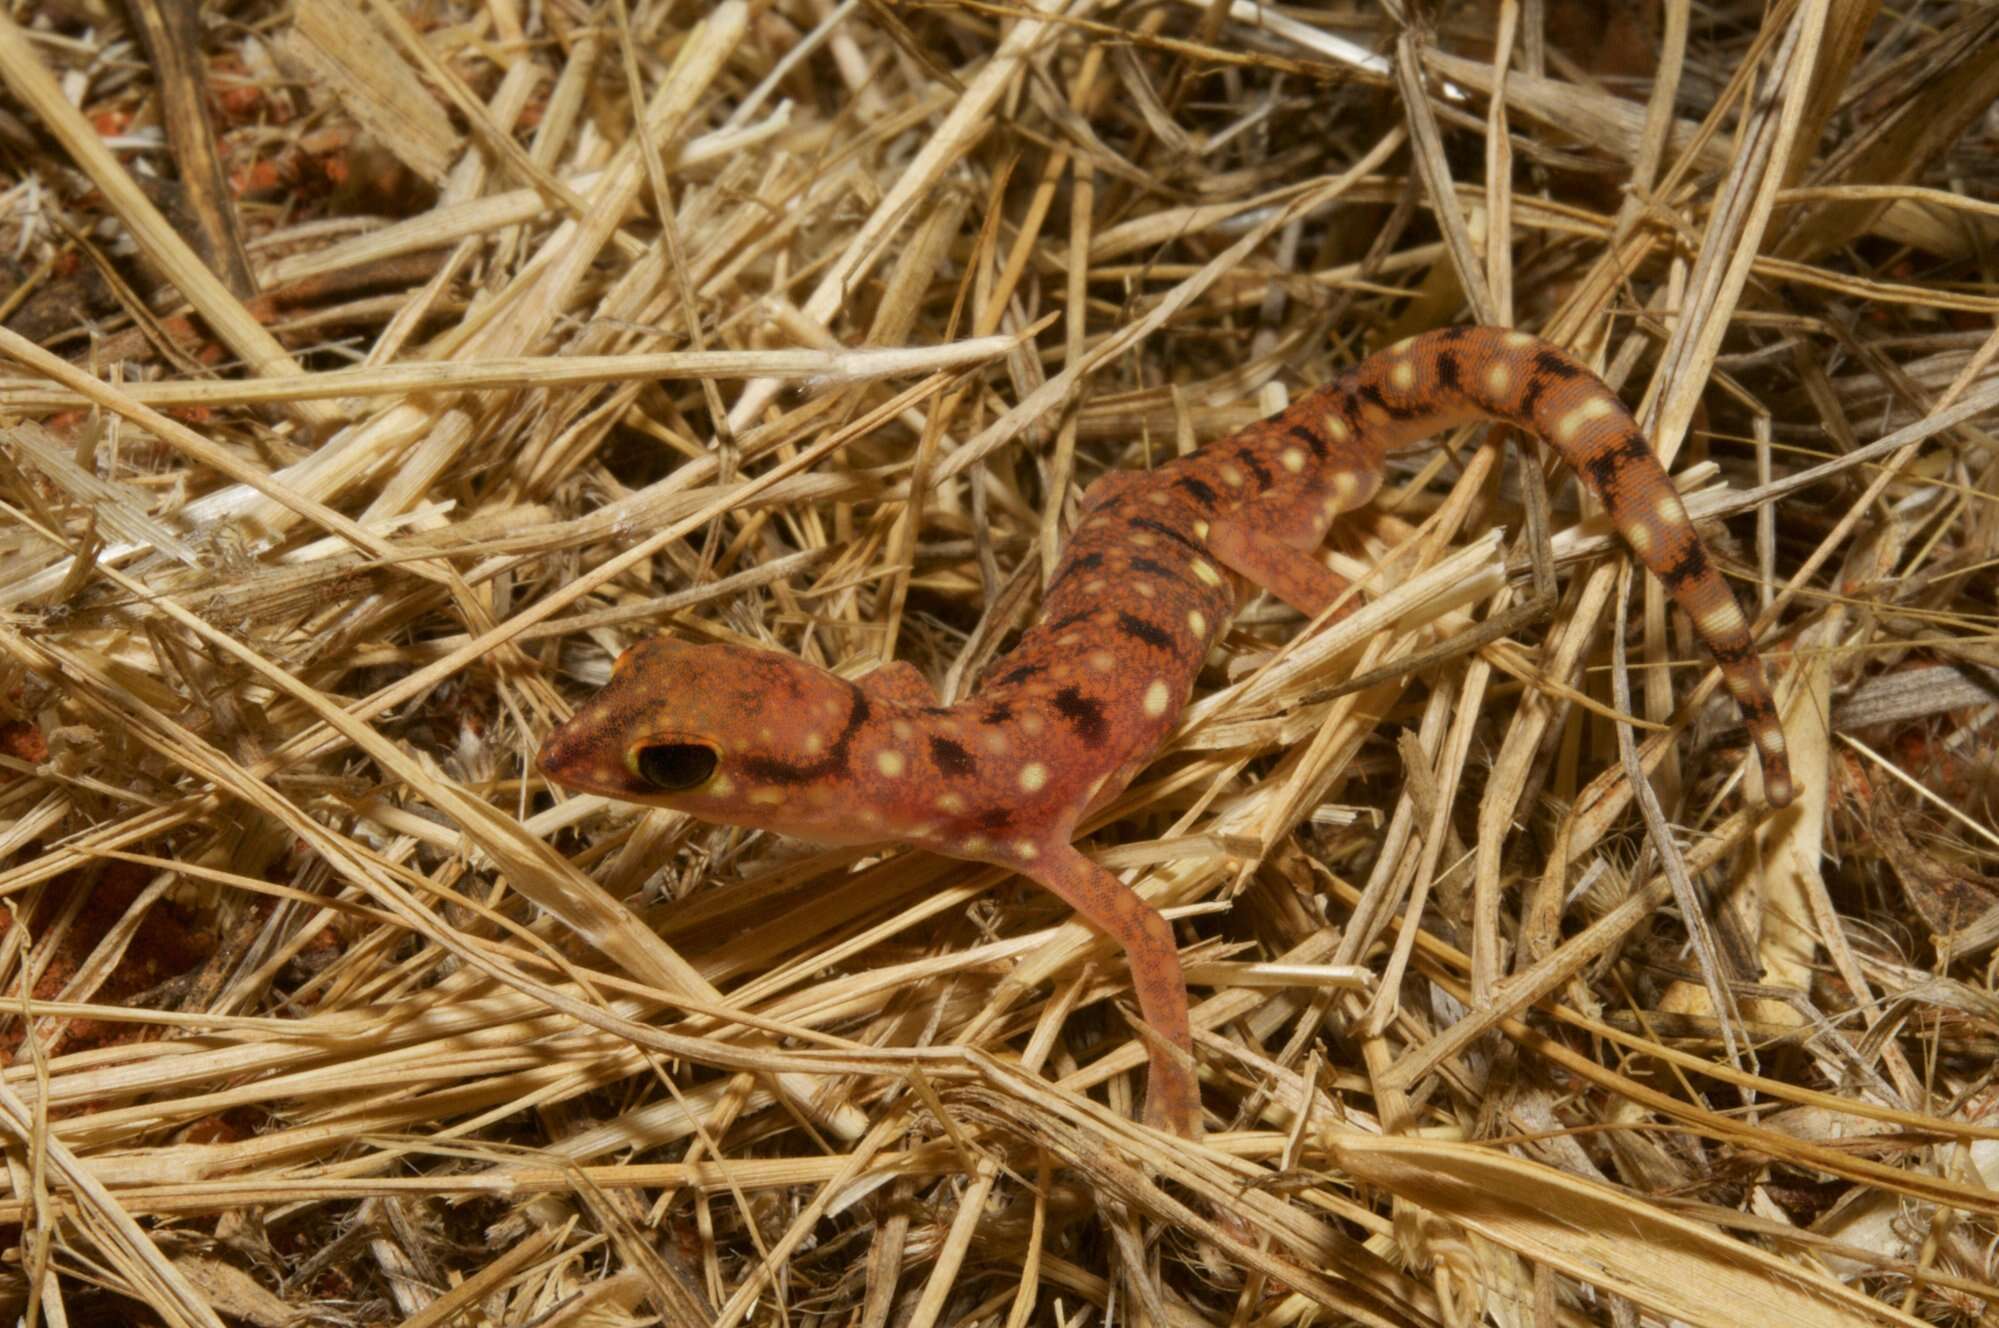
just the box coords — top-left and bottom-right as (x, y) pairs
(1345, 327), (1793, 807)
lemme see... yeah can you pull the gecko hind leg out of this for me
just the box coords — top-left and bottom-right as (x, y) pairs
(1205, 514), (1362, 621)
(1324, 433), (1562, 699)
(1016, 843), (1200, 1138)
(1202, 455), (1382, 621)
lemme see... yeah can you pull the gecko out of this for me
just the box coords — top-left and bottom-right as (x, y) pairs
(537, 327), (1794, 1140)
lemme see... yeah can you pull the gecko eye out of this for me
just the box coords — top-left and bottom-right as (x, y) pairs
(631, 743), (719, 791)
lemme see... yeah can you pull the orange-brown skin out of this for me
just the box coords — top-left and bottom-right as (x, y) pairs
(539, 328), (1794, 1139)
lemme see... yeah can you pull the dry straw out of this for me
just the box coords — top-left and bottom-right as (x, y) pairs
(1, 0), (1996, 1324)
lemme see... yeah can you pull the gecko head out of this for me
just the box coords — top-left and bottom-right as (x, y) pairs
(537, 635), (868, 832)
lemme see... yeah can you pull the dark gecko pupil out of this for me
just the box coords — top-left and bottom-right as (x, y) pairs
(635, 743), (718, 790)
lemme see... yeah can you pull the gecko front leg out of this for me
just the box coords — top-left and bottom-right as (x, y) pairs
(858, 659), (939, 707)
(1014, 842), (1199, 1137)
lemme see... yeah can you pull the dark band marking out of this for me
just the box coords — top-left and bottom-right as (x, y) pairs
(1129, 516), (1205, 555)
(1046, 549), (1103, 593)
(1595, 431), (1650, 467)
(1052, 686), (1108, 745)
(739, 688), (870, 784)
(1516, 374), (1548, 422)
(929, 734), (975, 776)
(1584, 436), (1650, 488)
(1130, 556), (1175, 578)
(981, 701), (1013, 725)
(1581, 450), (1622, 495)
(1708, 636), (1754, 665)
(1238, 450), (1274, 488)
(1658, 540), (1710, 588)
(1054, 549), (1104, 578)
(1175, 476), (1219, 508)
(977, 807), (1013, 831)
(1042, 609), (1092, 635)
(1435, 350), (1461, 393)
(995, 662), (1043, 687)
(1287, 423), (1328, 459)
(1358, 381), (1420, 421)
(1533, 350), (1583, 380)
(1115, 611), (1174, 650)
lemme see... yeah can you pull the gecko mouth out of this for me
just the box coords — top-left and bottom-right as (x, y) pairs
(631, 742), (719, 791)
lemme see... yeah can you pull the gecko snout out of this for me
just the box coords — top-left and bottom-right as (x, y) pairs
(535, 711), (628, 797)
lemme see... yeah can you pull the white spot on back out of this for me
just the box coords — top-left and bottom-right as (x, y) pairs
(936, 792), (967, 813)
(1188, 610), (1206, 637)
(1090, 651), (1115, 672)
(1019, 762), (1049, 793)
(1484, 363), (1511, 396)
(1389, 360), (1417, 392)
(709, 775), (734, 797)
(1325, 414), (1350, 442)
(1143, 679), (1171, 716)
(876, 750), (906, 777)
(750, 788), (785, 806)
(1191, 558), (1222, 587)
(1281, 447), (1307, 473)
(1014, 840), (1039, 861)
(1655, 493), (1687, 527)
(1555, 395), (1616, 444)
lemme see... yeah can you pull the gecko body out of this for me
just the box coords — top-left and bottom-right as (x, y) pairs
(538, 327), (1793, 1138)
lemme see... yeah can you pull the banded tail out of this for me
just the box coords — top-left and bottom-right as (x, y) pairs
(1332, 327), (1792, 806)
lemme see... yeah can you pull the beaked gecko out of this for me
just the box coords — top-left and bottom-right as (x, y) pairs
(538, 327), (1793, 1139)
